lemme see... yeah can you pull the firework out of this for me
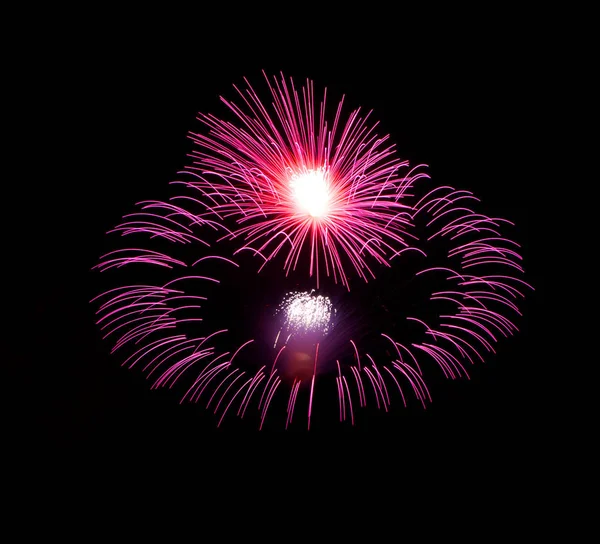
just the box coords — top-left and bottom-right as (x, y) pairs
(92, 72), (532, 430)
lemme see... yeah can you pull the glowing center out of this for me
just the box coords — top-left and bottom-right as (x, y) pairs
(290, 168), (330, 218)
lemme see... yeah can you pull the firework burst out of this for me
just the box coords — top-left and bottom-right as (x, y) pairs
(92, 71), (532, 430)
(182, 72), (429, 289)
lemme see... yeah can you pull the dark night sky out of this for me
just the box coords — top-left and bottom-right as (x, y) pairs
(9, 15), (560, 464)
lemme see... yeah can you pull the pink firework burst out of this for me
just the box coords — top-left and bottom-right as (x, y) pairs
(92, 72), (532, 431)
(180, 71), (429, 289)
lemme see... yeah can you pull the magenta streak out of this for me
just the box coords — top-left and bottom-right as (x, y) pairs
(431, 193), (480, 216)
(406, 316), (440, 339)
(363, 367), (386, 411)
(121, 209), (197, 233)
(414, 185), (456, 212)
(233, 246), (268, 262)
(181, 352), (230, 402)
(153, 346), (216, 383)
(193, 362), (231, 402)
(260, 378), (281, 431)
(427, 329), (476, 365)
(350, 339), (361, 370)
(462, 258), (525, 273)
(111, 318), (173, 350)
(257, 368), (278, 411)
(466, 292), (522, 315)
(336, 377), (344, 422)
(152, 350), (203, 388)
(440, 323), (495, 354)
(372, 364), (391, 406)
(163, 275), (220, 288)
(214, 371), (246, 414)
(485, 275), (534, 291)
(218, 376), (255, 428)
(431, 290), (486, 309)
(390, 361), (427, 408)
(192, 255), (240, 268)
(144, 343), (195, 376)
(95, 288), (170, 314)
(336, 361), (345, 422)
(95, 256), (181, 271)
(392, 360), (431, 405)
(429, 295), (470, 312)
(350, 366), (366, 407)
(222, 340), (254, 373)
(452, 244), (522, 262)
(364, 355), (385, 406)
(423, 342), (468, 379)
(416, 267), (466, 282)
(464, 308), (516, 335)
(97, 301), (165, 327)
(164, 350), (215, 387)
(111, 222), (200, 245)
(413, 344), (453, 379)
(383, 366), (406, 407)
(451, 226), (501, 241)
(123, 335), (185, 369)
(389, 246), (427, 260)
(426, 207), (475, 227)
(206, 368), (240, 409)
(193, 329), (229, 352)
(90, 284), (154, 303)
(393, 341), (423, 375)
(397, 359), (431, 401)
(286, 380), (301, 429)
(443, 314), (497, 343)
(342, 377), (355, 425)
(307, 343), (319, 430)
(239, 372), (265, 418)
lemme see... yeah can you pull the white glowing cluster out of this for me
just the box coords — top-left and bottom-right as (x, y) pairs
(277, 290), (334, 336)
(289, 168), (330, 218)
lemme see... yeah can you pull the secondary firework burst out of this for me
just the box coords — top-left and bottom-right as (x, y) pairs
(92, 71), (532, 430)
(274, 290), (335, 342)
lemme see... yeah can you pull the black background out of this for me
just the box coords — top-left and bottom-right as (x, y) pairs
(10, 12), (561, 469)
